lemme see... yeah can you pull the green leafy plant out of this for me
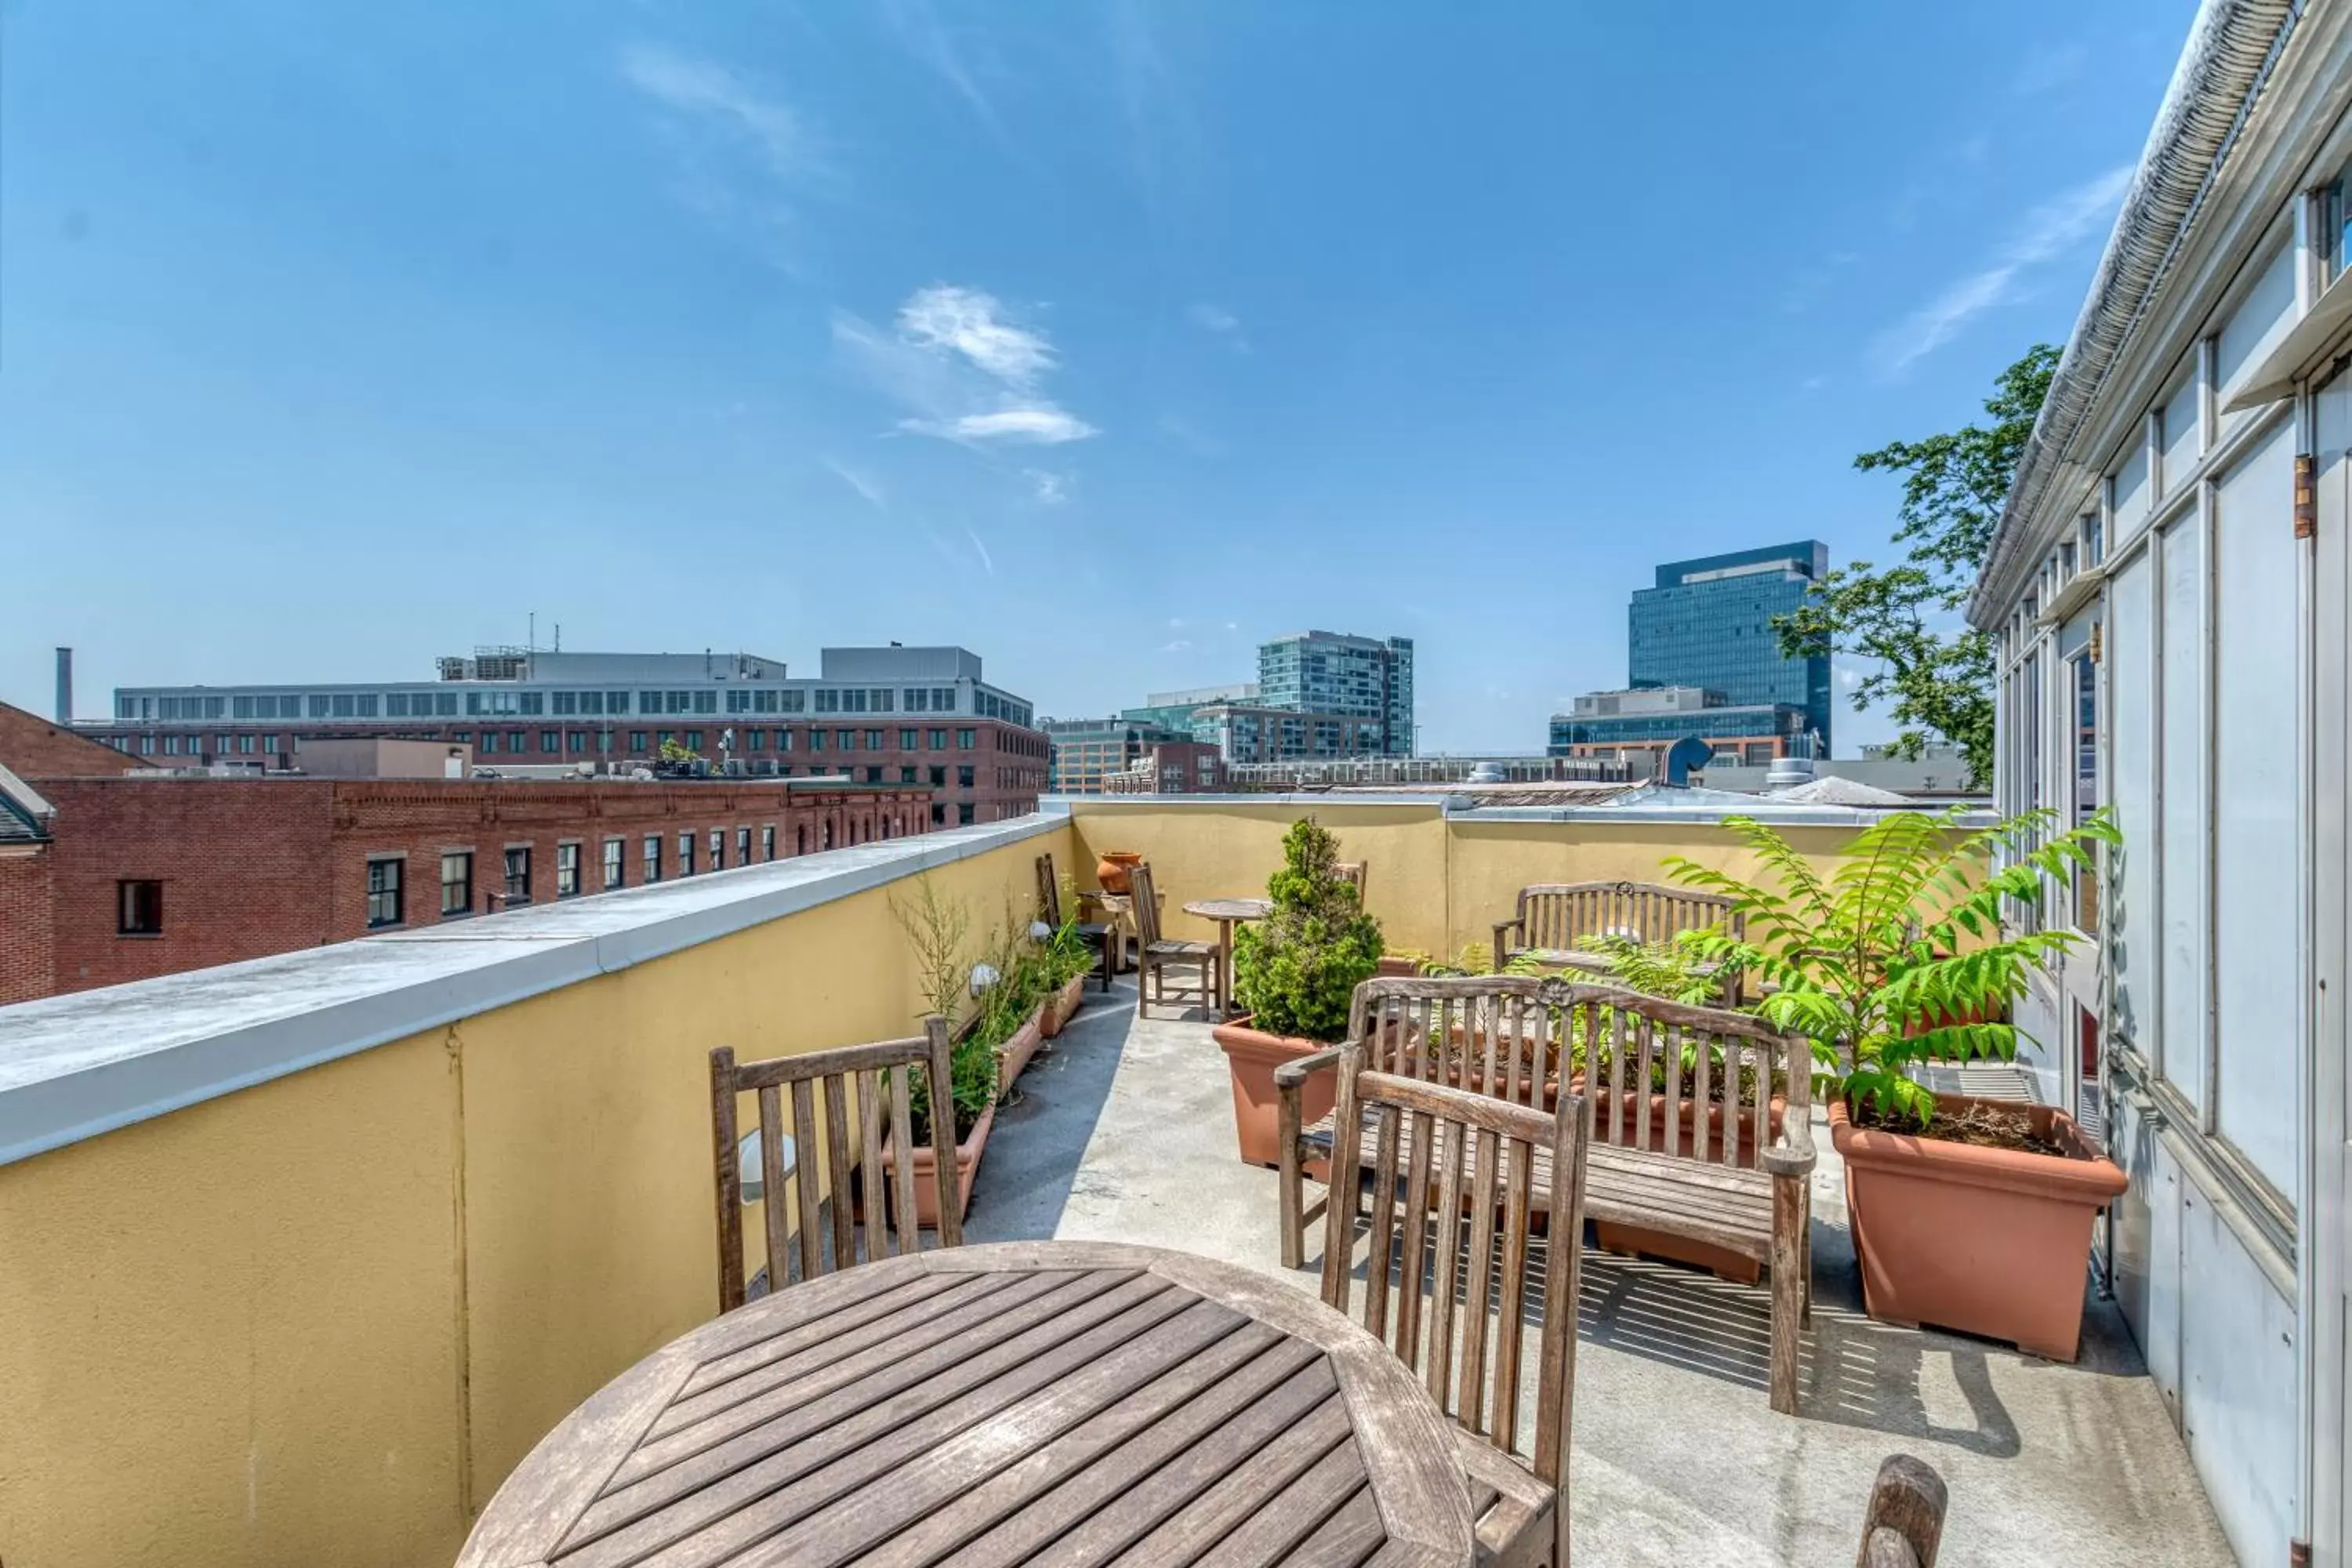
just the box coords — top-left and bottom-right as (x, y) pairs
(889, 876), (995, 1142)
(1665, 806), (2116, 1129)
(1230, 818), (1385, 1042)
(1417, 942), (1548, 978)
(1574, 933), (1770, 1103)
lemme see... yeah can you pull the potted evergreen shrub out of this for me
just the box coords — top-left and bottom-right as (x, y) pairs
(883, 877), (999, 1227)
(1213, 818), (1383, 1166)
(1670, 806), (2125, 1359)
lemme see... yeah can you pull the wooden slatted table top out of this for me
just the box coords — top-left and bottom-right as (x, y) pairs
(459, 1240), (1473, 1568)
(1181, 898), (1275, 923)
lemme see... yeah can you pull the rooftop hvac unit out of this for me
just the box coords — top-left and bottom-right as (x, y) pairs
(1764, 756), (1818, 789)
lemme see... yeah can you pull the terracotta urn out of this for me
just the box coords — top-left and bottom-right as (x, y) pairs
(1212, 1015), (1336, 1168)
(1374, 954), (1423, 978)
(1830, 1092), (2126, 1360)
(1038, 974), (1086, 1040)
(1095, 851), (1143, 895)
(882, 1102), (995, 1229)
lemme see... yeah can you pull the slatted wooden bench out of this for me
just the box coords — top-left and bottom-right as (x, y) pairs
(1492, 880), (1742, 977)
(1278, 974), (1818, 1414)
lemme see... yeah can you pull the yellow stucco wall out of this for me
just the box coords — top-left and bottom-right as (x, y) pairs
(0, 824), (1069, 1568)
(1065, 799), (1864, 966)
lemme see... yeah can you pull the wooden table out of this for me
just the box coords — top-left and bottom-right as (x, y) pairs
(458, 1240), (1474, 1567)
(1183, 897), (1273, 1020)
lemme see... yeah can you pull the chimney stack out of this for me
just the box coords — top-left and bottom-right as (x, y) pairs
(54, 647), (73, 724)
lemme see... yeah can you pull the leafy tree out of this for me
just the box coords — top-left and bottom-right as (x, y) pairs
(1775, 344), (2058, 784)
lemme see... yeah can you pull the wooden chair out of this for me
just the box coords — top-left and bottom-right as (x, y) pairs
(1036, 851), (1113, 993)
(1856, 1454), (1947, 1566)
(1279, 975), (1817, 1414)
(708, 1018), (960, 1312)
(1129, 861), (1221, 1018)
(1318, 1042), (1589, 1566)
(1492, 880), (1741, 979)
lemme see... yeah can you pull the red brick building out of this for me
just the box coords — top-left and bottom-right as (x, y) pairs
(0, 699), (142, 779)
(1, 771), (931, 1003)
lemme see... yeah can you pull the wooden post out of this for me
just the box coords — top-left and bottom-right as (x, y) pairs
(1855, 1454), (1947, 1568)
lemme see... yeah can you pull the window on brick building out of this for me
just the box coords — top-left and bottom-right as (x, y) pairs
(958, 803), (976, 826)
(684, 731), (704, 752)
(630, 731), (648, 752)
(838, 730), (857, 750)
(927, 729), (946, 750)
(643, 835), (662, 883)
(778, 728), (796, 751)
(503, 847), (531, 906)
(866, 730), (884, 750)
(679, 830), (695, 875)
(957, 764), (975, 789)
(540, 730), (560, 753)
(929, 765), (946, 787)
(117, 880), (163, 935)
(710, 827), (724, 869)
(441, 852), (474, 916)
(809, 731), (826, 752)
(365, 858), (403, 927)
(481, 732), (501, 754)
(567, 731), (586, 753)
(508, 731), (526, 752)
(602, 837), (624, 890)
(866, 766), (884, 783)
(735, 826), (751, 866)
(957, 729), (976, 750)
(901, 766), (917, 784)
(556, 843), (581, 898)
(900, 728), (918, 750)
(931, 804), (946, 826)
(760, 825), (775, 862)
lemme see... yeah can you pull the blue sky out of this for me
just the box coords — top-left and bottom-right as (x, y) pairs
(0, 2), (2192, 753)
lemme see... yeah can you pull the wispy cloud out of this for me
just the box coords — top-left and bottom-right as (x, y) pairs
(964, 526), (996, 577)
(1025, 468), (1071, 504)
(821, 457), (886, 510)
(880, 0), (1012, 145)
(834, 285), (1099, 446)
(2013, 41), (2089, 96)
(1186, 301), (1251, 353)
(1874, 165), (2131, 374)
(1161, 639), (1193, 653)
(618, 42), (826, 265)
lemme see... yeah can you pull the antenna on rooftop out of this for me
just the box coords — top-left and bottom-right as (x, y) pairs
(554, 622), (561, 652)
(528, 611), (536, 653)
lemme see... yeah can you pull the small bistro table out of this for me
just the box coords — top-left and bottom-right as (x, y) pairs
(456, 1241), (1475, 1567)
(1183, 897), (1274, 1020)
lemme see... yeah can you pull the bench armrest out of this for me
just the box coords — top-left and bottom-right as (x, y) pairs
(1762, 1107), (1818, 1179)
(1490, 919), (1523, 967)
(1273, 1045), (1345, 1092)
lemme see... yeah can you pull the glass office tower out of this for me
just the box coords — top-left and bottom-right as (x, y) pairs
(1628, 543), (1831, 753)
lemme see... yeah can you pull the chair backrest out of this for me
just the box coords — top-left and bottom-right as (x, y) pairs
(1570, 985), (1809, 1171)
(1344, 974), (1809, 1172)
(1035, 852), (1064, 927)
(1515, 880), (1742, 953)
(1128, 861), (1165, 946)
(708, 1017), (960, 1311)
(1857, 1454), (1947, 1567)
(1319, 1044), (1588, 1517)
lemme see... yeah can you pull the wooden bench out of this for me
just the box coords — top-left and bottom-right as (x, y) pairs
(1492, 880), (1741, 977)
(1278, 975), (1817, 1414)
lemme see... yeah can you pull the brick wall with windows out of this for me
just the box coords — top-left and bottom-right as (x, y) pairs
(7, 777), (935, 1003)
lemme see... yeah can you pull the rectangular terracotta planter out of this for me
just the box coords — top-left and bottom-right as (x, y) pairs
(1213, 1017), (1334, 1169)
(1831, 1092), (2125, 1360)
(1582, 1087), (1788, 1285)
(995, 1010), (1045, 1087)
(1038, 975), (1087, 1040)
(881, 1101), (994, 1229)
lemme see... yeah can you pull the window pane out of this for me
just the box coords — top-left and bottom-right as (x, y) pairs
(2158, 513), (2205, 1112)
(2110, 552), (2154, 1052)
(2212, 421), (2297, 1192)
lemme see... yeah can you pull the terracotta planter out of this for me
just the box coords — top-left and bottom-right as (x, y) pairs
(1374, 955), (1423, 978)
(995, 1011), (1045, 1087)
(1038, 974), (1087, 1040)
(1831, 1093), (2126, 1360)
(1213, 1016), (1335, 1168)
(882, 1102), (995, 1229)
(1582, 1086), (1788, 1283)
(1096, 851), (1143, 895)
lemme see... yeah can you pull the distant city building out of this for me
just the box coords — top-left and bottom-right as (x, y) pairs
(1628, 542), (1831, 753)
(89, 644), (1046, 826)
(0, 698), (931, 1004)
(1255, 631), (1414, 756)
(1042, 717), (1188, 795)
(1219, 753), (1632, 791)
(1189, 702), (1388, 766)
(1119, 682), (1261, 735)
(1547, 684), (1815, 776)
(1101, 740), (1227, 795)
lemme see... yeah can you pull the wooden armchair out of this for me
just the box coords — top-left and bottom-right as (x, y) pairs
(1279, 975), (1817, 1414)
(1128, 862), (1222, 1018)
(1492, 880), (1741, 978)
(1036, 851), (1112, 992)
(1318, 1044), (1589, 1565)
(708, 1018), (960, 1311)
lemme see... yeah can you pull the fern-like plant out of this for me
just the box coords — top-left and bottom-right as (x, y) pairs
(1665, 806), (2115, 1130)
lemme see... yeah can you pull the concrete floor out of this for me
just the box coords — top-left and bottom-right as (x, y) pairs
(964, 980), (2237, 1568)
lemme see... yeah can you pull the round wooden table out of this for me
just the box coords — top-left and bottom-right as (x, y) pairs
(458, 1241), (1474, 1567)
(1184, 897), (1274, 1020)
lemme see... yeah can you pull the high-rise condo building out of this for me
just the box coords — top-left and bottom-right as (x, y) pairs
(1254, 631), (1414, 757)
